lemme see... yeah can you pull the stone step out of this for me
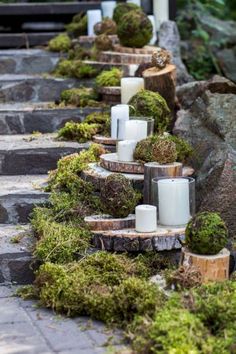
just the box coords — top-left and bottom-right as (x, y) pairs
(0, 224), (37, 284)
(0, 32), (59, 49)
(0, 49), (61, 75)
(0, 74), (93, 103)
(0, 102), (103, 134)
(0, 133), (89, 175)
(0, 175), (49, 224)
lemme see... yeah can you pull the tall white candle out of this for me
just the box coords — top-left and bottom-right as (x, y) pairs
(121, 78), (144, 104)
(135, 205), (157, 233)
(124, 120), (147, 142)
(117, 140), (137, 162)
(129, 64), (139, 77)
(127, 0), (141, 6)
(157, 178), (191, 226)
(87, 10), (102, 36)
(153, 0), (169, 30)
(101, 1), (116, 18)
(111, 104), (129, 139)
(148, 15), (157, 45)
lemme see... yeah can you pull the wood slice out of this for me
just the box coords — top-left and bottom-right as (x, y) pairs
(92, 226), (185, 252)
(142, 64), (176, 112)
(98, 86), (121, 105)
(78, 35), (118, 48)
(181, 248), (230, 283)
(93, 136), (117, 146)
(99, 51), (152, 65)
(113, 45), (157, 55)
(100, 153), (144, 174)
(84, 214), (135, 231)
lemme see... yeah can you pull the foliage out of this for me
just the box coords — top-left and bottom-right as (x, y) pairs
(67, 45), (93, 61)
(48, 33), (71, 52)
(65, 13), (87, 37)
(185, 211), (228, 255)
(54, 59), (97, 79)
(94, 34), (113, 51)
(94, 18), (117, 35)
(95, 68), (122, 88)
(129, 90), (171, 132)
(60, 88), (100, 107)
(113, 2), (140, 24)
(117, 10), (152, 48)
(100, 174), (141, 218)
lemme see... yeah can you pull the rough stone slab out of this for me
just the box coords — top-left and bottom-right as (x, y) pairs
(0, 32), (59, 49)
(0, 74), (93, 103)
(0, 175), (49, 223)
(0, 133), (89, 175)
(0, 102), (103, 134)
(0, 49), (61, 74)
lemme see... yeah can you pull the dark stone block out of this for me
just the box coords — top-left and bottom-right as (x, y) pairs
(0, 205), (8, 223)
(8, 257), (37, 285)
(0, 58), (16, 75)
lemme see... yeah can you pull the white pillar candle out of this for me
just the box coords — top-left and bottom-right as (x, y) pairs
(127, 0), (141, 6)
(101, 1), (116, 18)
(158, 178), (191, 226)
(121, 78), (144, 104)
(153, 0), (169, 30)
(148, 15), (157, 45)
(135, 205), (157, 233)
(117, 140), (137, 162)
(129, 64), (139, 77)
(111, 104), (129, 139)
(87, 10), (102, 36)
(124, 120), (147, 142)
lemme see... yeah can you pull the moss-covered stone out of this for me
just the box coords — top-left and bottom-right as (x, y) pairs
(60, 88), (99, 107)
(100, 174), (141, 218)
(48, 33), (72, 52)
(185, 212), (228, 255)
(113, 2), (140, 24)
(117, 10), (152, 48)
(129, 90), (171, 132)
(94, 34), (113, 51)
(152, 139), (177, 164)
(65, 13), (87, 37)
(94, 18), (117, 35)
(95, 68), (122, 88)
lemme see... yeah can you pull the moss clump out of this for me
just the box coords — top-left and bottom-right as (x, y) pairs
(117, 10), (152, 48)
(54, 59), (97, 79)
(60, 88), (99, 107)
(133, 136), (155, 163)
(129, 90), (171, 132)
(94, 34), (113, 51)
(168, 135), (193, 163)
(94, 18), (117, 35)
(58, 122), (100, 143)
(95, 68), (122, 88)
(185, 212), (228, 255)
(48, 33), (71, 52)
(113, 2), (140, 24)
(152, 139), (177, 164)
(68, 45), (92, 61)
(100, 174), (141, 218)
(84, 111), (110, 136)
(65, 13), (87, 37)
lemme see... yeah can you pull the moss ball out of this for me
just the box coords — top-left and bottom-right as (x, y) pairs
(117, 10), (152, 48)
(48, 34), (71, 52)
(185, 212), (228, 255)
(94, 18), (117, 35)
(152, 139), (177, 164)
(129, 90), (171, 132)
(113, 2), (140, 24)
(133, 136), (154, 163)
(95, 68), (122, 88)
(100, 174), (141, 218)
(95, 34), (113, 51)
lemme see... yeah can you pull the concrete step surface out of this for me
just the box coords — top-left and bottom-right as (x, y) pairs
(0, 32), (59, 49)
(0, 174), (49, 224)
(0, 133), (89, 175)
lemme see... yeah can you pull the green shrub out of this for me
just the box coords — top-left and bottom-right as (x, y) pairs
(48, 34), (71, 52)
(95, 68), (122, 88)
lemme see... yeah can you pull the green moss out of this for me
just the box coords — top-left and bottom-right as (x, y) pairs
(65, 13), (87, 37)
(60, 88), (99, 107)
(100, 174), (141, 218)
(185, 212), (228, 255)
(113, 2), (140, 24)
(54, 59), (97, 79)
(129, 90), (171, 132)
(68, 45), (92, 61)
(48, 34), (71, 52)
(58, 121), (100, 143)
(117, 10), (152, 48)
(95, 68), (122, 88)
(167, 134), (193, 163)
(152, 138), (177, 164)
(94, 18), (117, 35)
(133, 137), (154, 163)
(94, 34), (113, 51)
(84, 111), (111, 136)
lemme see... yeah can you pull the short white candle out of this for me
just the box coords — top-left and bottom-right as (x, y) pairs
(157, 178), (191, 226)
(135, 205), (157, 233)
(153, 0), (169, 30)
(124, 120), (147, 142)
(129, 64), (139, 77)
(111, 104), (129, 139)
(117, 140), (137, 162)
(121, 78), (144, 104)
(148, 15), (157, 45)
(101, 1), (116, 18)
(87, 10), (102, 36)
(127, 0), (141, 6)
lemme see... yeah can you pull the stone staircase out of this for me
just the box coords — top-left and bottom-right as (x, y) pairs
(0, 49), (94, 284)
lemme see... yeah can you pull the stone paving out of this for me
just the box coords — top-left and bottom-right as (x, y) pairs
(0, 285), (125, 354)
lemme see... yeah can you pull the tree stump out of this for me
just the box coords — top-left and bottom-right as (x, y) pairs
(181, 248), (230, 283)
(142, 64), (176, 112)
(97, 86), (121, 105)
(84, 214), (135, 231)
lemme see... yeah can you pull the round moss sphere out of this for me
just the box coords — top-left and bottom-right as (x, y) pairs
(95, 34), (113, 51)
(113, 2), (140, 24)
(94, 18), (117, 35)
(133, 137), (154, 163)
(185, 212), (228, 255)
(129, 90), (171, 132)
(117, 10), (152, 48)
(100, 174), (141, 218)
(152, 139), (177, 164)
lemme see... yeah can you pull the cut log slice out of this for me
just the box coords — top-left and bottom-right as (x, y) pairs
(100, 153), (144, 174)
(84, 214), (135, 231)
(93, 136), (117, 146)
(92, 226), (185, 252)
(113, 45), (157, 55)
(98, 86), (121, 105)
(99, 51), (152, 65)
(78, 35), (118, 48)
(181, 248), (230, 283)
